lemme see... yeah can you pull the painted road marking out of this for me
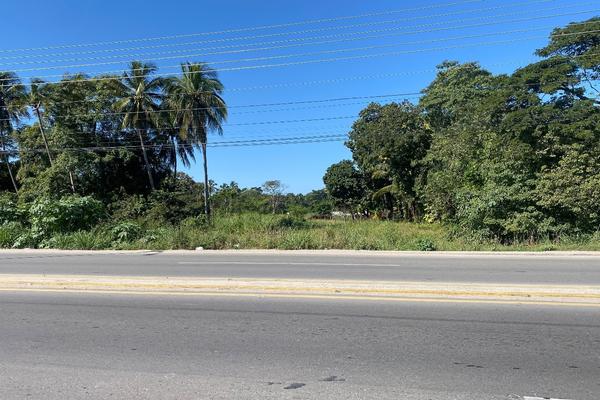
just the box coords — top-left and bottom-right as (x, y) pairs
(2, 287), (600, 307)
(178, 261), (409, 267)
(523, 397), (573, 400)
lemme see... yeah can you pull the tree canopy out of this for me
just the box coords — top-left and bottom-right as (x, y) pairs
(324, 16), (600, 241)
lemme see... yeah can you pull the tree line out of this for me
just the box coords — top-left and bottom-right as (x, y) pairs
(0, 61), (225, 217)
(1, 17), (599, 246)
(323, 18), (600, 242)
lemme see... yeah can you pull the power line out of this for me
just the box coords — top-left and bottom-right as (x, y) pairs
(0, 0), (490, 54)
(0, 92), (423, 121)
(210, 136), (347, 148)
(2, 47), (598, 116)
(0, 63), (522, 108)
(4, 28), (599, 87)
(7, 11), (600, 75)
(7, 63), (595, 127)
(0, 1), (589, 66)
(0, 1), (560, 61)
(83, 128), (355, 147)
(5, 134), (349, 155)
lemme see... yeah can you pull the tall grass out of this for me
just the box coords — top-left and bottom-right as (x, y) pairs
(2, 213), (600, 251)
(137, 214), (600, 251)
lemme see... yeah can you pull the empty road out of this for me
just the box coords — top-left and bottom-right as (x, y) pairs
(1, 250), (600, 284)
(0, 251), (599, 399)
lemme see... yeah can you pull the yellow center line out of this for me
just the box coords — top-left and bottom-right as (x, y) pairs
(2, 287), (600, 308)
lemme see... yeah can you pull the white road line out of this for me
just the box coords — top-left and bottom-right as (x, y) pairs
(177, 261), (402, 267)
(523, 397), (573, 400)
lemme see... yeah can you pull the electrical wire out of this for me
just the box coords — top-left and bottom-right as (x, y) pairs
(4, 28), (600, 87)
(0, 0), (499, 54)
(0, 92), (423, 121)
(1, 2), (592, 66)
(2, 48), (599, 117)
(6, 14), (600, 75)
(3, 133), (349, 155)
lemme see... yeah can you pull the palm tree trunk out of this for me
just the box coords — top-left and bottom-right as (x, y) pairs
(201, 142), (210, 220)
(34, 107), (53, 165)
(4, 157), (17, 194)
(0, 136), (18, 194)
(35, 106), (76, 193)
(34, 106), (75, 193)
(172, 136), (177, 179)
(68, 170), (76, 193)
(137, 128), (155, 191)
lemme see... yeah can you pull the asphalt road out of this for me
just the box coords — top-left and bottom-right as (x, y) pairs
(1, 291), (599, 400)
(1, 251), (600, 284)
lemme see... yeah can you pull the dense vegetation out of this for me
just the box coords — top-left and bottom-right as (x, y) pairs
(1, 18), (599, 250)
(325, 18), (600, 244)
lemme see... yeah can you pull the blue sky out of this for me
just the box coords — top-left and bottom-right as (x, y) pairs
(2, 0), (598, 193)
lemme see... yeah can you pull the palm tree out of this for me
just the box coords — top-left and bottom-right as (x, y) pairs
(0, 72), (28, 194)
(29, 78), (76, 193)
(114, 61), (164, 190)
(29, 79), (53, 165)
(164, 63), (227, 219)
(158, 107), (195, 179)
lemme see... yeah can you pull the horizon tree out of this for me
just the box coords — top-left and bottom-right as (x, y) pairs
(261, 180), (286, 214)
(164, 62), (227, 219)
(29, 78), (77, 193)
(0, 72), (28, 194)
(158, 105), (195, 179)
(114, 61), (164, 190)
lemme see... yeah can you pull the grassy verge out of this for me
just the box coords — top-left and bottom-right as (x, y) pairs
(4, 213), (599, 251)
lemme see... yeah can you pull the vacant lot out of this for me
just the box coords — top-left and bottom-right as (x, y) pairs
(8, 213), (596, 251)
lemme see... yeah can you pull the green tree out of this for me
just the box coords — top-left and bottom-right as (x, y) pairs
(536, 145), (600, 233)
(529, 17), (600, 104)
(347, 101), (432, 220)
(420, 61), (495, 130)
(158, 109), (195, 179)
(323, 160), (364, 215)
(114, 61), (165, 190)
(261, 180), (286, 214)
(164, 63), (227, 219)
(0, 71), (28, 194)
(29, 78), (76, 193)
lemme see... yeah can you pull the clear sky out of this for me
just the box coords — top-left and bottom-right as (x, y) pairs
(1, 0), (598, 193)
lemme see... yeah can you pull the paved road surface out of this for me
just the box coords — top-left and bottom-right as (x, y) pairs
(1, 252), (599, 399)
(1, 251), (600, 284)
(1, 290), (599, 400)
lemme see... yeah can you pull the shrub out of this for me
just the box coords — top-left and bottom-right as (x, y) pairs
(28, 196), (105, 238)
(12, 231), (43, 249)
(111, 222), (142, 243)
(145, 190), (199, 225)
(0, 193), (24, 225)
(108, 194), (147, 222)
(269, 215), (310, 231)
(180, 215), (209, 229)
(0, 222), (26, 248)
(415, 238), (436, 251)
(42, 230), (112, 250)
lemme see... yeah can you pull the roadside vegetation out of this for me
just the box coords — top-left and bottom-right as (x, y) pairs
(1, 18), (600, 251)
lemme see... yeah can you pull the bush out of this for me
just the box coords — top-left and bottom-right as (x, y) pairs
(269, 215), (310, 230)
(111, 222), (142, 243)
(108, 191), (203, 227)
(12, 231), (43, 249)
(28, 196), (105, 238)
(415, 238), (436, 251)
(42, 230), (112, 250)
(108, 194), (147, 222)
(180, 215), (209, 229)
(0, 193), (24, 225)
(0, 222), (26, 248)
